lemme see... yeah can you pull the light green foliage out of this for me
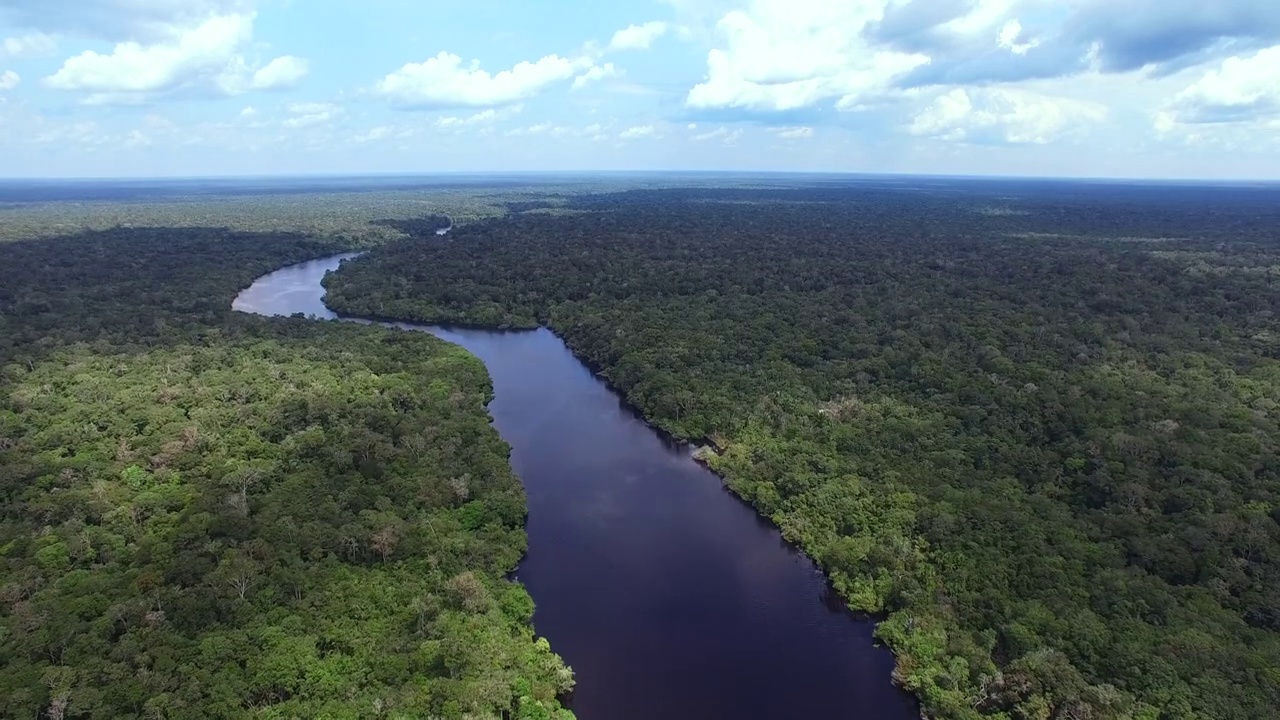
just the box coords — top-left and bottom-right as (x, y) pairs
(0, 178), (750, 244)
(0, 190), (491, 244)
(0, 227), (573, 718)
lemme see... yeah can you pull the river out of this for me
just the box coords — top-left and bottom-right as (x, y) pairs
(233, 254), (920, 720)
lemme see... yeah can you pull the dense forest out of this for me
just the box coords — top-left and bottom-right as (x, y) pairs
(0, 228), (574, 718)
(325, 187), (1280, 720)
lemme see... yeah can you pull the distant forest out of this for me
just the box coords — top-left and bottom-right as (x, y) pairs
(325, 186), (1280, 720)
(0, 228), (574, 719)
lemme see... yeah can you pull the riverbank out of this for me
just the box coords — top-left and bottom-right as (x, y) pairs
(237, 252), (921, 720)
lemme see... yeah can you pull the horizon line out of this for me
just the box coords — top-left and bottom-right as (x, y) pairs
(1, 170), (1279, 186)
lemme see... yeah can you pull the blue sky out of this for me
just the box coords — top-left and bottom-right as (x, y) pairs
(1, 0), (1278, 179)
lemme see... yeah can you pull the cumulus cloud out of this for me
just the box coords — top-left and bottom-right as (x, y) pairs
(887, 4), (1086, 88)
(573, 62), (620, 90)
(437, 109), (501, 127)
(583, 122), (609, 141)
(251, 55), (308, 90)
(506, 122), (569, 137)
(611, 21), (669, 50)
(32, 120), (110, 147)
(693, 125), (743, 143)
(774, 125), (814, 138)
(283, 101), (339, 128)
(682, 0), (1280, 135)
(620, 124), (658, 139)
(44, 14), (252, 99)
(1157, 45), (1280, 128)
(354, 126), (391, 143)
(1, 32), (56, 58)
(42, 13), (308, 103)
(685, 0), (929, 113)
(997, 20), (1038, 56)
(910, 87), (1108, 144)
(124, 129), (152, 147)
(375, 52), (587, 109)
(349, 110), (507, 144)
(0, 69), (18, 90)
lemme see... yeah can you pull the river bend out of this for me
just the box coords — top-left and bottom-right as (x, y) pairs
(233, 253), (919, 720)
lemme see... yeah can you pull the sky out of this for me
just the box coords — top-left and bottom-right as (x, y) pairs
(1, 0), (1279, 179)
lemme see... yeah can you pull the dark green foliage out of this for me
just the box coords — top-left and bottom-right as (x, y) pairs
(373, 215), (455, 236)
(326, 189), (1280, 719)
(0, 229), (573, 719)
(0, 227), (346, 367)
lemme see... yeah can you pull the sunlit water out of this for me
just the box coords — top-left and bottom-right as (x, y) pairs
(234, 254), (919, 720)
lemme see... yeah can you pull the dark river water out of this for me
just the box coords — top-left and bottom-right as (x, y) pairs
(233, 254), (919, 720)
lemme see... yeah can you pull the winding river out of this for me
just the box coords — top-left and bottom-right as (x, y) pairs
(233, 254), (919, 720)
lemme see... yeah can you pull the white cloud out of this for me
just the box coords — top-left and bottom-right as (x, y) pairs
(437, 109), (501, 127)
(506, 122), (570, 137)
(583, 122), (609, 141)
(2, 32), (56, 58)
(375, 52), (585, 109)
(1158, 45), (1280, 127)
(911, 88), (975, 142)
(0, 70), (18, 90)
(124, 129), (151, 147)
(911, 87), (1108, 144)
(239, 105), (257, 117)
(33, 120), (110, 147)
(251, 55), (308, 90)
(142, 113), (177, 131)
(620, 124), (657, 139)
(683, 0), (1280, 115)
(572, 63), (620, 89)
(354, 126), (391, 143)
(997, 19), (1038, 56)
(509, 122), (550, 136)
(693, 125), (744, 144)
(611, 21), (669, 50)
(686, 0), (929, 112)
(45, 14), (251, 97)
(283, 101), (339, 128)
(42, 12), (307, 103)
(774, 125), (814, 138)
(437, 108), (504, 128)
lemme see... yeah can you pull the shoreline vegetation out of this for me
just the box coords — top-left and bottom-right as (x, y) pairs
(0, 225), (575, 719)
(331, 295), (928, 711)
(315, 256), (922, 716)
(324, 186), (1280, 720)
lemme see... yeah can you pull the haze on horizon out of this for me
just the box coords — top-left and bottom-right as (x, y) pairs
(1, 0), (1278, 180)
